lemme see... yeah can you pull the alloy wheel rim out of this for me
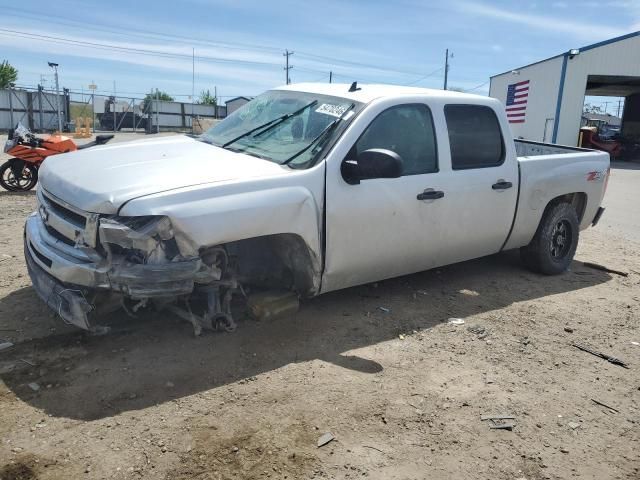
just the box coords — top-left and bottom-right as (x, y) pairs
(550, 219), (572, 259)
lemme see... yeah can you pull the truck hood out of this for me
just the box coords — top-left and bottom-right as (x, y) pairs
(39, 135), (289, 213)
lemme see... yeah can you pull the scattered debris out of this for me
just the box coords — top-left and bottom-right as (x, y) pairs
(458, 289), (479, 296)
(481, 414), (515, 430)
(568, 422), (580, 430)
(317, 432), (334, 448)
(631, 341), (639, 347)
(467, 325), (486, 336)
(19, 359), (36, 367)
(378, 306), (390, 313)
(165, 381), (175, 388)
(564, 327), (574, 333)
(582, 262), (628, 277)
(0, 340), (13, 352)
(447, 318), (465, 326)
(27, 383), (40, 392)
(591, 398), (619, 413)
(480, 414), (515, 421)
(362, 445), (386, 455)
(559, 447), (570, 454)
(398, 334), (405, 340)
(572, 343), (629, 369)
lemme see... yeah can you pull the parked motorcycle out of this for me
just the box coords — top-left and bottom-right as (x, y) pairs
(1, 124), (114, 191)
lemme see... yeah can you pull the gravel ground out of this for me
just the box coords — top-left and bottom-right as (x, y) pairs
(0, 135), (638, 479)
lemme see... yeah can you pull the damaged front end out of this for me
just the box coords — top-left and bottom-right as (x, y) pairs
(25, 189), (241, 334)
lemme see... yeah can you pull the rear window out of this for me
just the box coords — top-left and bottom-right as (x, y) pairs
(444, 105), (505, 170)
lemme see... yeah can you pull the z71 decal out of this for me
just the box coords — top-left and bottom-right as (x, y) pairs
(586, 171), (605, 181)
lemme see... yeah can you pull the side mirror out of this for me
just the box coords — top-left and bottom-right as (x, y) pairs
(341, 149), (403, 185)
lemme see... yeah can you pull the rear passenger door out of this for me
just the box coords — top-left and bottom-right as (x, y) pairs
(440, 104), (518, 262)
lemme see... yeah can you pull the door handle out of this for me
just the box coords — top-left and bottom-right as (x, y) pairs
(417, 190), (444, 200)
(492, 180), (513, 190)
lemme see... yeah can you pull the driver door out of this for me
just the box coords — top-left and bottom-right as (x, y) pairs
(322, 101), (449, 293)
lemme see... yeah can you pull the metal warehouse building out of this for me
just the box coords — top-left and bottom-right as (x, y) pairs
(489, 31), (640, 146)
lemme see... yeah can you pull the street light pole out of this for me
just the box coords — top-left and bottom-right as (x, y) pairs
(48, 62), (62, 132)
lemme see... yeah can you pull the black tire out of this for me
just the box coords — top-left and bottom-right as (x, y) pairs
(520, 202), (579, 275)
(0, 161), (38, 191)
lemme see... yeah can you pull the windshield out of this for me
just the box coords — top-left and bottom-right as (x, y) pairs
(200, 90), (361, 168)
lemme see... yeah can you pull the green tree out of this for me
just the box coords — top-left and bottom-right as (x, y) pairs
(583, 103), (603, 114)
(142, 90), (174, 113)
(198, 89), (217, 106)
(0, 60), (18, 89)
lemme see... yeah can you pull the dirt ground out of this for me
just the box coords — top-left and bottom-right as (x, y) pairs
(0, 141), (639, 479)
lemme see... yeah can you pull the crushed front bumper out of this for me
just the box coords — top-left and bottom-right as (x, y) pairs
(24, 213), (202, 330)
(25, 238), (94, 330)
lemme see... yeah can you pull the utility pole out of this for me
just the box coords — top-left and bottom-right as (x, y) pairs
(329, 71), (332, 83)
(616, 99), (622, 117)
(192, 47), (195, 132)
(443, 49), (450, 91)
(113, 80), (117, 132)
(155, 88), (160, 134)
(283, 49), (294, 85)
(88, 81), (97, 133)
(48, 62), (62, 132)
(214, 86), (218, 119)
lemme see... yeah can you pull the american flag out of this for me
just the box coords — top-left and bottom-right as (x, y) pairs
(506, 80), (529, 124)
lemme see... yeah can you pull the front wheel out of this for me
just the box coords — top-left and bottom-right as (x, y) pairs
(0, 161), (38, 191)
(520, 202), (579, 275)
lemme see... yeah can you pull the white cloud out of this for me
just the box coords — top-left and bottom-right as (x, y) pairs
(457, 1), (626, 40)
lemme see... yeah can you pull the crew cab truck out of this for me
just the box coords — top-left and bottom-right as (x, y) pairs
(24, 83), (610, 334)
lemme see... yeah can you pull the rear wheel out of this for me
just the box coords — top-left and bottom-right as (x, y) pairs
(0, 161), (38, 191)
(520, 202), (579, 275)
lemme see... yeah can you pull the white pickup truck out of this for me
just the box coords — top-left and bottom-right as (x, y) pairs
(24, 83), (610, 333)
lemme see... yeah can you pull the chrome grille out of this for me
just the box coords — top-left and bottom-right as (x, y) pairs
(37, 188), (99, 249)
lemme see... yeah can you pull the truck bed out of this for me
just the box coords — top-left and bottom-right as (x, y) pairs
(515, 139), (592, 157)
(503, 139), (610, 251)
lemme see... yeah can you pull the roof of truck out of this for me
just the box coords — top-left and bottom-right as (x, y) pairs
(274, 82), (486, 104)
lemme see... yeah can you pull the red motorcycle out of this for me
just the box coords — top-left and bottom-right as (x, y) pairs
(1, 123), (113, 191)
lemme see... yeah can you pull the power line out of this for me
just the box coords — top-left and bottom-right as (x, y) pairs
(464, 80), (490, 93)
(406, 67), (445, 86)
(3, 10), (441, 81)
(2, 7), (283, 55)
(296, 51), (428, 78)
(0, 28), (285, 68)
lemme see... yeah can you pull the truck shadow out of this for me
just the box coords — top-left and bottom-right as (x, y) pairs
(0, 251), (611, 420)
(0, 190), (37, 198)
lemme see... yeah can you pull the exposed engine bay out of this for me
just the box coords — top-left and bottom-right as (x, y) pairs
(25, 188), (309, 335)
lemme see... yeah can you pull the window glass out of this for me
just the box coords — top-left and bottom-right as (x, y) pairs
(444, 105), (505, 169)
(201, 90), (361, 167)
(353, 104), (438, 175)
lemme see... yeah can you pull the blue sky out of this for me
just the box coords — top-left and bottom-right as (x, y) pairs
(1, 0), (639, 109)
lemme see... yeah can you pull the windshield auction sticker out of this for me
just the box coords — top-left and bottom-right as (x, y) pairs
(315, 104), (350, 118)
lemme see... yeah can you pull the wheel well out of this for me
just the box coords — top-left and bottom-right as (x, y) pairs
(544, 192), (587, 222)
(215, 234), (318, 296)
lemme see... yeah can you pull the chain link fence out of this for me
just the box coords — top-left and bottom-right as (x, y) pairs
(1, 86), (222, 133)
